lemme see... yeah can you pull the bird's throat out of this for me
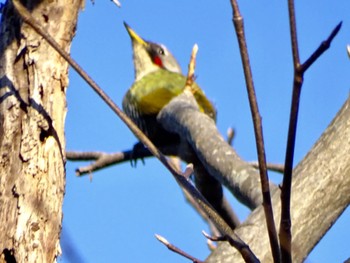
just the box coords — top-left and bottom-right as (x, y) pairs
(132, 42), (159, 81)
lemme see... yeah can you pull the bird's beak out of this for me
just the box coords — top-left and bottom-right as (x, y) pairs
(124, 22), (148, 47)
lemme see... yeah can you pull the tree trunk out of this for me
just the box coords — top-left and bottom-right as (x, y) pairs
(0, 0), (81, 262)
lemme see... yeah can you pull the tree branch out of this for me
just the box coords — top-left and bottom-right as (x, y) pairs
(229, 0), (280, 261)
(181, 44), (241, 230)
(66, 149), (152, 175)
(281, 1), (342, 260)
(158, 91), (278, 209)
(155, 234), (204, 263)
(249, 162), (284, 174)
(207, 97), (350, 262)
(300, 22), (341, 72)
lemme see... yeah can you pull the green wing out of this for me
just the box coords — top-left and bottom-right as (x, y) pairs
(123, 69), (216, 120)
(126, 70), (185, 115)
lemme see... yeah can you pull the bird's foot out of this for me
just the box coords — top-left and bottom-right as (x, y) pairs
(130, 142), (147, 167)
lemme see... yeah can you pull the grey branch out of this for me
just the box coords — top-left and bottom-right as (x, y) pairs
(158, 91), (278, 210)
(206, 97), (350, 262)
(249, 162), (284, 174)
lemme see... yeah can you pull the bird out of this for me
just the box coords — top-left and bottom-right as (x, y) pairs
(122, 23), (239, 230)
(122, 22), (216, 151)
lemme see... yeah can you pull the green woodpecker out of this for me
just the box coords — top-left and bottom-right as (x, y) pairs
(122, 23), (240, 229)
(123, 22), (216, 148)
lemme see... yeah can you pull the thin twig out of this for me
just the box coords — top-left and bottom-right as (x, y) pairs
(66, 147), (153, 174)
(66, 150), (152, 175)
(288, 0), (300, 69)
(66, 143), (185, 175)
(281, 1), (342, 261)
(202, 230), (255, 259)
(155, 234), (204, 263)
(229, 1), (281, 262)
(202, 230), (228, 242)
(249, 161), (284, 174)
(226, 127), (235, 146)
(185, 43), (198, 93)
(111, 0), (121, 8)
(301, 22), (342, 72)
(12, 3), (257, 260)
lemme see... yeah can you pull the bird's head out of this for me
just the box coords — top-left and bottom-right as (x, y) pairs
(124, 22), (182, 81)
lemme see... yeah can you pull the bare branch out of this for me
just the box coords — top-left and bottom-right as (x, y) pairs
(301, 22), (341, 73)
(203, 231), (229, 243)
(229, 0), (280, 261)
(202, 231), (260, 263)
(66, 149), (152, 175)
(281, 2), (342, 261)
(287, 0), (300, 69)
(155, 234), (204, 263)
(249, 162), (284, 174)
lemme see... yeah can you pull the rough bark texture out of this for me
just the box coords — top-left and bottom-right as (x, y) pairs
(0, 0), (81, 262)
(158, 91), (350, 262)
(206, 98), (350, 262)
(158, 91), (278, 209)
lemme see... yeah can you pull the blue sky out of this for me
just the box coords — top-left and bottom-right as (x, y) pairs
(62, 1), (350, 262)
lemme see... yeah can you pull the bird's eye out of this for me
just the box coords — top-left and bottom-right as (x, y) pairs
(158, 48), (165, 55)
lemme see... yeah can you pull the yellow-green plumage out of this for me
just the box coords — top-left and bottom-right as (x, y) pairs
(123, 69), (215, 146)
(124, 69), (215, 116)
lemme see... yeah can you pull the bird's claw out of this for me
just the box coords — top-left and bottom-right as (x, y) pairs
(130, 142), (147, 167)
